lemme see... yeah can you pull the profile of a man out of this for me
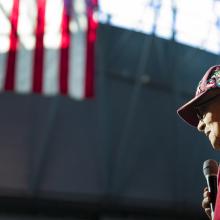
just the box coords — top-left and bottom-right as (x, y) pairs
(177, 65), (220, 220)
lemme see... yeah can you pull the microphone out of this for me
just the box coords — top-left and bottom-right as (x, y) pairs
(203, 159), (218, 219)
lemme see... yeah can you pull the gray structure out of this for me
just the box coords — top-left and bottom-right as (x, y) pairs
(0, 24), (219, 219)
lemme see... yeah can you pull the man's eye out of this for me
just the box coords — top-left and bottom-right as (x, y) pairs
(195, 106), (206, 120)
(196, 109), (205, 120)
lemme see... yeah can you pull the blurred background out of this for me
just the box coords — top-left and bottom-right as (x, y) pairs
(0, 0), (219, 219)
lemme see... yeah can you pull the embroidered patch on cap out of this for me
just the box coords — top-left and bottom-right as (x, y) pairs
(207, 70), (220, 88)
(196, 69), (220, 95)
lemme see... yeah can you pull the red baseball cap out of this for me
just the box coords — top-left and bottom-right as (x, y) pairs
(177, 65), (220, 127)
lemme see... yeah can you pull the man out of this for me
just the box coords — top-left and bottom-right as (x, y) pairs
(177, 65), (220, 220)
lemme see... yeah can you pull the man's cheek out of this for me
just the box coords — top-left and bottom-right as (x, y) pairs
(214, 123), (220, 138)
(213, 137), (220, 150)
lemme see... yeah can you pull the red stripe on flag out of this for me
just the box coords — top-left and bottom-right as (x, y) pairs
(84, 5), (98, 97)
(59, 3), (70, 95)
(5, 0), (20, 91)
(92, 0), (98, 6)
(32, 0), (46, 93)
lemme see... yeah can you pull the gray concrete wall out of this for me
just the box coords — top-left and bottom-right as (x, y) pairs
(0, 24), (218, 219)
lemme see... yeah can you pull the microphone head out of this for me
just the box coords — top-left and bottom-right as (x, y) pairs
(203, 159), (218, 176)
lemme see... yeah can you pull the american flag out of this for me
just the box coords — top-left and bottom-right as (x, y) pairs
(0, 0), (98, 99)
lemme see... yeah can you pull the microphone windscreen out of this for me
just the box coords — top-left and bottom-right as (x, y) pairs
(203, 159), (218, 176)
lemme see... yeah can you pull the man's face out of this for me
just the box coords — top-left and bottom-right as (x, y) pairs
(197, 96), (220, 150)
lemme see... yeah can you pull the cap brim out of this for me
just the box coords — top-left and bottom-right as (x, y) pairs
(177, 89), (220, 127)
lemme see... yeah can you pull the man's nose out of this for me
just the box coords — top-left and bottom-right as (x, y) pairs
(197, 120), (206, 132)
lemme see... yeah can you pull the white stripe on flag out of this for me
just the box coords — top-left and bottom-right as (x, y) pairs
(43, 49), (60, 95)
(69, 0), (87, 99)
(0, 0), (13, 91)
(0, 0), (14, 19)
(15, 0), (36, 93)
(43, 0), (63, 95)
(16, 48), (34, 93)
(0, 52), (7, 91)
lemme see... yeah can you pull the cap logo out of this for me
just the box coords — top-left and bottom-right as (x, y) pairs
(209, 70), (220, 87)
(195, 69), (220, 96)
